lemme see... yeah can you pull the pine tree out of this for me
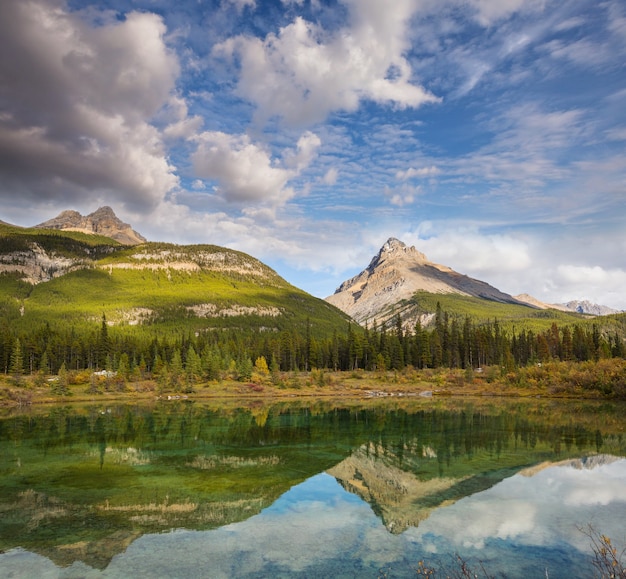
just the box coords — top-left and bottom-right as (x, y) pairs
(170, 349), (184, 390)
(98, 314), (111, 369)
(39, 349), (50, 374)
(186, 345), (202, 381)
(9, 338), (24, 377)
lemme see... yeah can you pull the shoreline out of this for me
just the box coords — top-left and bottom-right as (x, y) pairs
(3, 360), (625, 408)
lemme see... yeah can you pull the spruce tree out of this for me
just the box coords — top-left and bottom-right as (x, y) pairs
(9, 338), (24, 377)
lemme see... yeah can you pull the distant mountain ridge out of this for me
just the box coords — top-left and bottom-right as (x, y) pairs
(325, 238), (526, 326)
(559, 300), (622, 316)
(514, 294), (622, 316)
(36, 206), (146, 245)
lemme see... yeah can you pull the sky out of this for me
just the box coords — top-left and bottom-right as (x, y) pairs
(0, 0), (625, 309)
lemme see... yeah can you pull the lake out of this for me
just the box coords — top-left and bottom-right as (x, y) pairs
(1, 397), (625, 578)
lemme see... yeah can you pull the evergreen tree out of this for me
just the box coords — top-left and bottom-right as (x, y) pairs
(237, 357), (253, 381)
(186, 345), (202, 381)
(98, 314), (111, 369)
(117, 353), (130, 380)
(9, 338), (24, 377)
(170, 349), (184, 390)
(561, 326), (573, 361)
(54, 362), (69, 395)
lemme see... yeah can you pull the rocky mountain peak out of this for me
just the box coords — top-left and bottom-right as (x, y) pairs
(381, 237), (406, 252)
(326, 237), (524, 327)
(36, 206), (146, 245)
(367, 238), (428, 272)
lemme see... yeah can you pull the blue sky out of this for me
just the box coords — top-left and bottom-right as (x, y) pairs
(0, 0), (625, 308)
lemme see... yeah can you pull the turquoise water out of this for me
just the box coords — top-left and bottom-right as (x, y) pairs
(1, 399), (625, 578)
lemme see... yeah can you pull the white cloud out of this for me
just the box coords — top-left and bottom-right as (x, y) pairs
(162, 96), (203, 140)
(283, 131), (322, 171)
(214, 0), (440, 125)
(605, 127), (626, 141)
(466, 0), (545, 26)
(446, 103), (585, 193)
(321, 168), (339, 185)
(405, 228), (532, 275)
(191, 130), (320, 207)
(390, 193), (414, 207)
(544, 38), (612, 68)
(223, 0), (256, 11)
(191, 134), (291, 205)
(385, 182), (421, 207)
(554, 265), (626, 306)
(396, 166), (440, 180)
(0, 1), (180, 211)
(413, 459), (626, 556)
(130, 198), (373, 288)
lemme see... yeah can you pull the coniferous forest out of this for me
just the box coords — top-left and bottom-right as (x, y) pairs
(2, 302), (625, 387)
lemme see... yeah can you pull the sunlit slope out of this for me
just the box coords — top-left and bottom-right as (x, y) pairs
(0, 229), (351, 337)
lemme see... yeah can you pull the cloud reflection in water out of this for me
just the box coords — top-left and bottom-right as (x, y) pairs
(2, 458), (626, 578)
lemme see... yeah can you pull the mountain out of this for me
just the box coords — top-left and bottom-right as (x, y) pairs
(513, 293), (571, 311)
(514, 294), (622, 316)
(0, 215), (350, 338)
(558, 300), (622, 316)
(36, 206), (146, 245)
(326, 238), (527, 326)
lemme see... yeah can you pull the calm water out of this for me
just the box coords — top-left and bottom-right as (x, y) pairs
(1, 398), (625, 578)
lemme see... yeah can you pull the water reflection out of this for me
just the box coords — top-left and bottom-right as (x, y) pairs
(1, 399), (625, 577)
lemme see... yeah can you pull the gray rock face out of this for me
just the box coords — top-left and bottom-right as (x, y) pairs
(36, 206), (146, 245)
(558, 300), (622, 316)
(326, 238), (523, 326)
(514, 294), (622, 316)
(0, 243), (87, 284)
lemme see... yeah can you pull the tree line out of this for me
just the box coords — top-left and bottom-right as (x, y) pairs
(1, 303), (624, 383)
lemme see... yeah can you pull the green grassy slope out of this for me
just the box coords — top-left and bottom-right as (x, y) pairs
(0, 229), (351, 339)
(401, 290), (598, 332)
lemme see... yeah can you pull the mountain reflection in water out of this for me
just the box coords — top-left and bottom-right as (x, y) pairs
(1, 399), (625, 578)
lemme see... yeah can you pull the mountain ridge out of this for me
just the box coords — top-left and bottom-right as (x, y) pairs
(3, 210), (620, 327)
(0, 217), (351, 338)
(514, 294), (622, 316)
(326, 237), (528, 327)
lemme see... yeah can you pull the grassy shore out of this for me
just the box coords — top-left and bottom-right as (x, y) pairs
(2, 358), (625, 408)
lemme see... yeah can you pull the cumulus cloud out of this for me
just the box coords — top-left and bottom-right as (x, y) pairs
(405, 228), (532, 275)
(191, 131), (320, 207)
(214, 0), (440, 125)
(553, 265), (626, 307)
(161, 96), (203, 140)
(283, 131), (323, 171)
(0, 0), (180, 211)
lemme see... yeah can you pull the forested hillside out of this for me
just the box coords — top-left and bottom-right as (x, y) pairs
(0, 226), (352, 379)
